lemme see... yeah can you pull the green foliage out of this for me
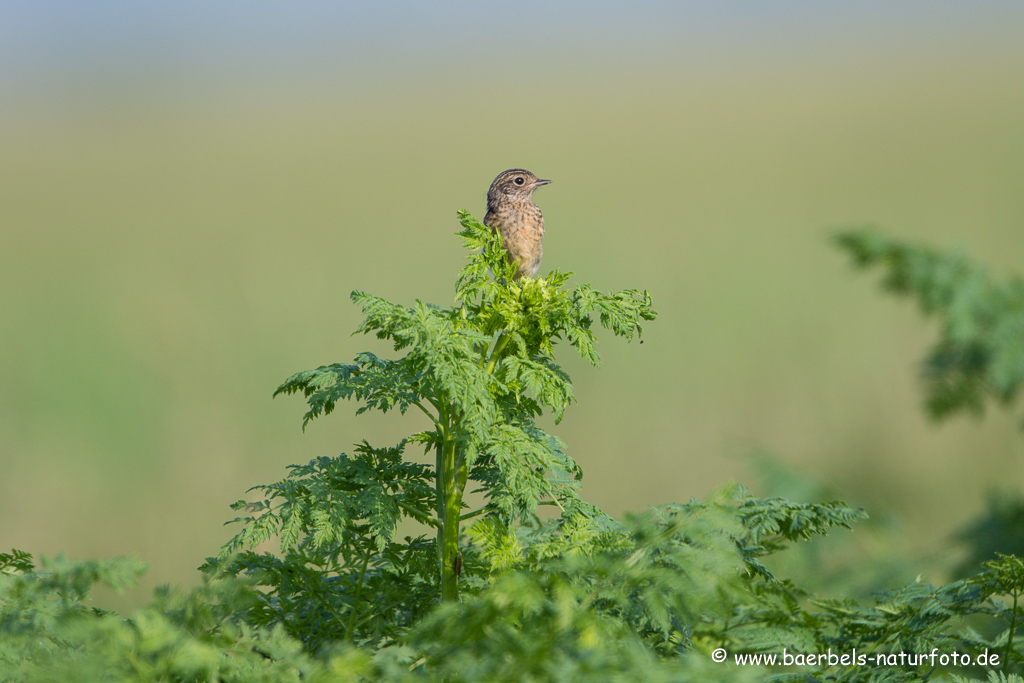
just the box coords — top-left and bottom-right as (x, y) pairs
(207, 442), (439, 651)
(711, 554), (1024, 682)
(836, 230), (1024, 424)
(7, 221), (1024, 681)
(250, 210), (656, 606)
(406, 512), (752, 683)
(953, 491), (1024, 580)
(0, 550), (35, 577)
(0, 551), (372, 681)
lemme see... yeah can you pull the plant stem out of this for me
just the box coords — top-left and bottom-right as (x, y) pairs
(396, 499), (440, 528)
(1004, 589), (1020, 673)
(436, 320), (519, 602)
(344, 548), (373, 641)
(434, 330), (512, 603)
(484, 332), (510, 375)
(429, 328), (516, 602)
(435, 398), (462, 602)
(438, 434), (462, 602)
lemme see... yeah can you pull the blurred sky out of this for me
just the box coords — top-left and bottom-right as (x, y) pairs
(5, 2), (1024, 92)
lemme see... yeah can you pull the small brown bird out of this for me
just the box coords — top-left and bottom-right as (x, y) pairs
(484, 169), (551, 280)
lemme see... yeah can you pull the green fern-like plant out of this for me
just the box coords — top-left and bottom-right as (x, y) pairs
(836, 230), (1024, 425)
(213, 210), (655, 642)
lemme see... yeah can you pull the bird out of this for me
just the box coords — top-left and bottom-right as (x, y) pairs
(483, 169), (551, 280)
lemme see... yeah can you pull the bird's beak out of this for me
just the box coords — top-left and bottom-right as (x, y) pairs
(533, 178), (552, 188)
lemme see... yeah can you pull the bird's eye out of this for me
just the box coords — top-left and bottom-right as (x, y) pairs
(514, 177), (525, 185)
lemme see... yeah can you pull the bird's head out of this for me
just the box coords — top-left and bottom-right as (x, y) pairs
(487, 168), (551, 204)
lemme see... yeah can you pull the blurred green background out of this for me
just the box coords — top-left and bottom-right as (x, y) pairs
(3, 2), (1023, 606)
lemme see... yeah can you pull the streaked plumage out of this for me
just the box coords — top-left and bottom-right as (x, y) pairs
(484, 168), (551, 280)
